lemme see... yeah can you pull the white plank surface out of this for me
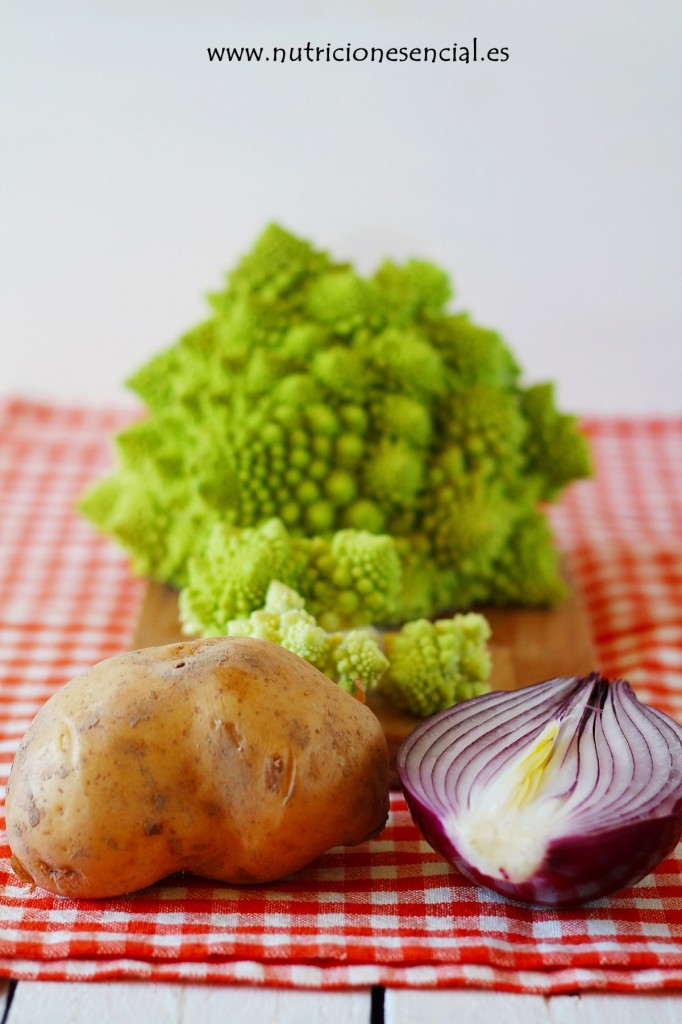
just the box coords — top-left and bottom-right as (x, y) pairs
(386, 990), (548, 1024)
(6, 981), (371, 1024)
(6, 982), (682, 1023)
(386, 990), (682, 1024)
(550, 994), (682, 1024)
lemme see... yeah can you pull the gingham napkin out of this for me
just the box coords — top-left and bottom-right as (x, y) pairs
(1, 399), (681, 992)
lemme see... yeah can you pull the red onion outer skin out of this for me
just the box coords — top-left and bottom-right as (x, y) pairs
(398, 675), (682, 907)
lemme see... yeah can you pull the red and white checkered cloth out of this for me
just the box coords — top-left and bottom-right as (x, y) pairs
(1, 399), (681, 993)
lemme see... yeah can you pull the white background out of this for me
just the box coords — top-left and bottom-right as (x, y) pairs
(2, 0), (680, 414)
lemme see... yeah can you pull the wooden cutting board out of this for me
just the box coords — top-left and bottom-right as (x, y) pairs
(131, 577), (596, 787)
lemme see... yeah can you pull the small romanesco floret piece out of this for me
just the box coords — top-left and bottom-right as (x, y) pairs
(223, 582), (389, 694)
(226, 609), (285, 644)
(280, 616), (331, 670)
(325, 629), (391, 694)
(381, 614), (492, 717)
(260, 579), (307, 614)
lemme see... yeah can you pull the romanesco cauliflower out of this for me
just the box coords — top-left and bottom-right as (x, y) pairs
(80, 223), (592, 625)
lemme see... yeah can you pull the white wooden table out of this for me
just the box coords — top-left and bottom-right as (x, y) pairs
(0, 981), (678, 1023)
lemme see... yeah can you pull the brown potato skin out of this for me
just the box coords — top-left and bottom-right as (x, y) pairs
(5, 637), (389, 898)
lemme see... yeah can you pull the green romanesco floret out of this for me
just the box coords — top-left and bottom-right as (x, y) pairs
(178, 519), (305, 634)
(484, 509), (569, 607)
(519, 383), (592, 499)
(303, 528), (402, 630)
(325, 628), (391, 694)
(179, 517), (402, 634)
(80, 223), (592, 626)
(381, 615), (492, 717)
(225, 582), (389, 694)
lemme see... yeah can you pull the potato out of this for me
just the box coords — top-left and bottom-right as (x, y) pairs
(5, 636), (389, 898)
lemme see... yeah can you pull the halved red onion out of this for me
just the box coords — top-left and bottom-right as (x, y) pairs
(397, 673), (682, 906)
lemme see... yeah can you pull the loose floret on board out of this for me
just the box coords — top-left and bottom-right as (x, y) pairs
(381, 615), (492, 717)
(219, 582), (492, 715)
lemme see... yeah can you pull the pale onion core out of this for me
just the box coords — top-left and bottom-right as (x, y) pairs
(397, 673), (682, 906)
(446, 720), (566, 883)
